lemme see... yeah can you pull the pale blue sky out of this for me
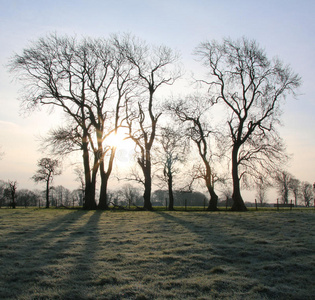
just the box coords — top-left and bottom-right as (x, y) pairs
(0, 0), (314, 198)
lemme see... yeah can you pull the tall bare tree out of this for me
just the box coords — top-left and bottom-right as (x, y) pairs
(169, 95), (220, 211)
(9, 34), (132, 210)
(195, 37), (301, 211)
(9, 34), (95, 209)
(115, 35), (180, 210)
(32, 158), (61, 208)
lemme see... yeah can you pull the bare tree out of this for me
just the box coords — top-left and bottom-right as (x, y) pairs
(255, 176), (269, 206)
(169, 95), (220, 211)
(8, 34), (95, 209)
(71, 189), (84, 207)
(32, 158), (61, 208)
(54, 185), (72, 207)
(115, 35), (181, 210)
(8, 34), (132, 210)
(87, 38), (134, 210)
(156, 126), (187, 210)
(220, 188), (233, 209)
(4, 181), (18, 209)
(0, 180), (7, 208)
(74, 166), (85, 205)
(121, 184), (142, 208)
(301, 181), (313, 207)
(195, 37), (301, 211)
(275, 170), (292, 204)
(16, 189), (39, 207)
(289, 178), (301, 206)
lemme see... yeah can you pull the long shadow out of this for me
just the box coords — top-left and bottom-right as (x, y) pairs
(59, 210), (104, 299)
(153, 211), (237, 262)
(154, 211), (315, 299)
(154, 211), (225, 242)
(1, 209), (88, 241)
(0, 209), (90, 299)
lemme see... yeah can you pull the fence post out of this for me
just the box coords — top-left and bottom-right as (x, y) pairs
(255, 199), (258, 211)
(277, 198), (279, 211)
(290, 199), (293, 211)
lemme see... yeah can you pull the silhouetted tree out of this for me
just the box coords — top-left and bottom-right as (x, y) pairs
(157, 126), (187, 210)
(169, 95), (220, 211)
(115, 34), (181, 210)
(301, 181), (313, 207)
(255, 176), (269, 206)
(195, 37), (301, 211)
(74, 166), (85, 205)
(4, 181), (18, 209)
(121, 184), (142, 208)
(0, 180), (6, 208)
(275, 170), (292, 204)
(8, 34), (132, 210)
(53, 185), (71, 207)
(16, 189), (39, 207)
(71, 189), (84, 207)
(289, 178), (301, 206)
(32, 158), (61, 208)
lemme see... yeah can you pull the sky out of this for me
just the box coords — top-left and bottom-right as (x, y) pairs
(0, 0), (314, 201)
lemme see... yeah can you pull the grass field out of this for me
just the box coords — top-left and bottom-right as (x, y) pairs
(0, 209), (314, 299)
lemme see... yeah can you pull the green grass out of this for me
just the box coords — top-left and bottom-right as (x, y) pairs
(0, 209), (314, 299)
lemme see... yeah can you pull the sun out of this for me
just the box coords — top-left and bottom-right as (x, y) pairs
(106, 130), (127, 148)
(105, 129), (135, 167)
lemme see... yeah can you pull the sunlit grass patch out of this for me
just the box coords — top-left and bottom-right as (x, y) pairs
(0, 209), (314, 299)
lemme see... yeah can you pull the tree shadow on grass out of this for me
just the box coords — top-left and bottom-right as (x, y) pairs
(58, 210), (105, 299)
(154, 211), (315, 299)
(0, 209), (96, 299)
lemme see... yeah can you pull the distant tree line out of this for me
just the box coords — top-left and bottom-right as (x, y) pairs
(1, 176), (313, 209)
(8, 34), (302, 211)
(0, 179), (84, 208)
(275, 171), (314, 207)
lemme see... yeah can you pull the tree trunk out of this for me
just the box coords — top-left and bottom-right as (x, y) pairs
(11, 196), (16, 209)
(90, 156), (98, 209)
(139, 150), (153, 211)
(46, 180), (50, 208)
(204, 161), (218, 211)
(231, 145), (247, 211)
(143, 165), (153, 210)
(82, 140), (97, 210)
(207, 185), (218, 211)
(143, 176), (152, 210)
(98, 161), (109, 210)
(98, 148), (115, 210)
(168, 173), (175, 211)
